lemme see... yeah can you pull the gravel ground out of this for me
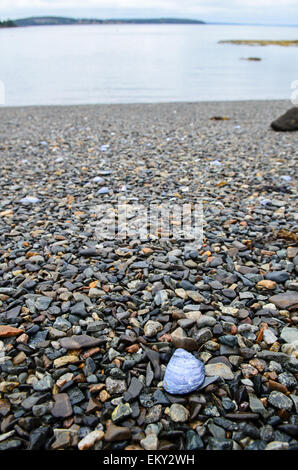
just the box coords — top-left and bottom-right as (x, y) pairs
(0, 100), (297, 451)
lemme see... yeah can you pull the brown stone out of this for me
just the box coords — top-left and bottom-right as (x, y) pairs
(99, 390), (110, 403)
(240, 364), (259, 378)
(12, 351), (27, 365)
(256, 280), (277, 290)
(141, 247), (154, 256)
(89, 384), (105, 393)
(268, 380), (288, 394)
(125, 344), (140, 353)
(104, 422), (131, 442)
(82, 347), (101, 359)
(0, 398), (11, 417)
(125, 444), (143, 450)
(249, 358), (266, 372)
(0, 325), (24, 338)
(86, 396), (101, 414)
(171, 335), (198, 352)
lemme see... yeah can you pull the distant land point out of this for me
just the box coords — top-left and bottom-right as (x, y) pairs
(219, 39), (298, 46)
(1, 16), (205, 28)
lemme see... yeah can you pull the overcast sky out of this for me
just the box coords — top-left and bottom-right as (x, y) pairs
(0, 0), (297, 25)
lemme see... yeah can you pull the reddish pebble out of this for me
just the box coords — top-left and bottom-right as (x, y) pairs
(0, 325), (24, 338)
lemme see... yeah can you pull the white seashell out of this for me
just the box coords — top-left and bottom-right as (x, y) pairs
(163, 348), (205, 395)
(93, 176), (105, 183)
(97, 187), (110, 195)
(18, 196), (40, 205)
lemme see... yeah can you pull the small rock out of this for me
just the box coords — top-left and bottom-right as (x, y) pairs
(0, 325), (24, 338)
(104, 423), (131, 442)
(280, 326), (298, 344)
(256, 280), (277, 290)
(144, 320), (163, 337)
(105, 377), (127, 394)
(265, 441), (289, 450)
(123, 377), (143, 402)
(111, 403), (132, 424)
(51, 393), (73, 418)
(265, 271), (290, 283)
(269, 291), (298, 310)
(59, 335), (104, 350)
(263, 329), (278, 345)
(78, 430), (104, 450)
(268, 391), (293, 411)
(205, 363), (234, 380)
(165, 403), (189, 422)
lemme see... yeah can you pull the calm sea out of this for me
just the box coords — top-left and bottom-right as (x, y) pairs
(0, 23), (298, 106)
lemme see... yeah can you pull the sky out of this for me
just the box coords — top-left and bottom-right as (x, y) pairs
(0, 0), (297, 26)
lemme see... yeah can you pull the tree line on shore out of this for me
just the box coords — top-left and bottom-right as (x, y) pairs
(0, 20), (16, 28)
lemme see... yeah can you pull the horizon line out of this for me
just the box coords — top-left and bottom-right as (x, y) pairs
(1, 15), (298, 27)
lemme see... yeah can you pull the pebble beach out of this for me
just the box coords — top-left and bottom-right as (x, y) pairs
(0, 99), (297, 451)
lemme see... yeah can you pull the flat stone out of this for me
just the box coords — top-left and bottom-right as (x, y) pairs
(263, 329), (278, 345)
(140, 433), (158, 450)
(185, 430), (204, 450)
(265, 271), (290, 283)
(51, 430), (73, 450)
(53, 355), (81, 368)
(197, 316), (217, 328)
(257, 351), (290, 364)
(171, 335), (198, 351)
(33, 374), (53, 392)
(123, 377), (143, 403)
(165, 403), (189, 422)
(104, 423), (131, 442)
(154, 290), (168, 306)
(59, 335), (104, 350)
(5, 306), (22, 320)
(195, 327), (213, 345)
(205, 363), (234, 380)
(268, 391), (293, 411)
(0, 325), (24, 338)
(144, 320), (163, 337)
(78, 248), (98, 257)
(51, 393), (73, 418)
(269, 291), (298, 310)
(256, 280), (277, 290)
(35, 296), (53, 311)
(70, 301), (87, 317)
(265, 441), (289, 450)
(78, 430), (104, 450)
(248, 392), (267, 417)
(111, 403), (132, 424)
(105, 377), (127, 394)
(280, 326), (298, 344)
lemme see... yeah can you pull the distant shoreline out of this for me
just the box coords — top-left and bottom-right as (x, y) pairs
(1, 16), (206, 28)
(1, 16), (298, 28)
(219, 39), (298, 46)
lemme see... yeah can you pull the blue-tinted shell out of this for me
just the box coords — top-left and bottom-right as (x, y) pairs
(163, 348), (205, 395)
